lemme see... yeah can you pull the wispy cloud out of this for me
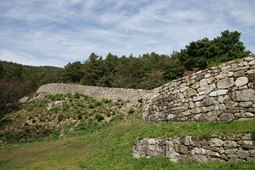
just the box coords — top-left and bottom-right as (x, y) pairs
(0, 0), (254, 67)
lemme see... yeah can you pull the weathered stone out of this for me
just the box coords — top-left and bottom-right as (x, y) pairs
(192, 154), (209, 163)
(240, 112), (254, 118)
(225, 149), (238, 155)
(191, 147), (207, 155)
(148, 139), (156, 145)
(200, 79), (208, 87)
(249, 59), (255, 65)
(210, 138), (224, 147)
(224, 140), (237, 149)
(207, 150), (220, 158)
(221, 154), (229, 161)
(18, 96), (29, 103)
(207, 77), (216, 84)
(202, 97), (216, 106)
(191, 82), (200, 89)
(237, 150), (250, 159)
(242, 134), (252, 140)
(205, 112), (218, 121)
(175, 145), (189, 154)
(166, 146), (179, 159)
(167, 114), (175, 120)
(209, 90), (228, 96)
(180, 86), (188, 92)
(241, 141), (254, 149)
(217, 78), (234, 89)
(182, 136), (194, 146)
(192, 95), (205, 101)
(221, 65), (231, 72)
(186, 88), (198, 97)
(219, 113), (235, 121)
(234, 77), (248, 87)
(232, 89), (255, 101)
(227, 72), (234, 77)
(193, 114), (207, 121)
(205, 84), (216, 94)
(233, 70), (245, 77)
(239, 102), (253, 107)
(191, 107), (202, 114)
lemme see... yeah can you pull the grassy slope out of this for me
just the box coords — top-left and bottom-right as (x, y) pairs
(0, 119), (255, 170)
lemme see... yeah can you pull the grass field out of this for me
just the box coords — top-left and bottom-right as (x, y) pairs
(0, 119), (255, 170)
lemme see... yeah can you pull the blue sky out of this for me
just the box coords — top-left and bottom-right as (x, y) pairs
(0, 0), (254, 67)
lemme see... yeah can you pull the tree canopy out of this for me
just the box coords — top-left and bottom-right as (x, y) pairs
(61, 30), (250, 89)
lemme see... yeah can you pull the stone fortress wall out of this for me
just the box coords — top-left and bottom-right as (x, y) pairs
(143, 56), (255, 122)
(37, 83), (150, 105)
(36, 56), (255, 163)
(133, 134), (255, 163)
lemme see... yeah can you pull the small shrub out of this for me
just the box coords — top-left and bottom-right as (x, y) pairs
(200, 134), (211, 140)
(32, 119), (36, 123)
(58, 114), (65, 122)
(95, 101), (102, 107)
(95, 114), (104, 122)
(48, 95), (57, 101)
(77, 113), (83, 120)
(88, 103), (96, 109)
(74, 93), (80, 99)
(101, 98), (112, 104)
(111, 114), (124, 122)
(128, 108), (135, 114)
(62, 104), (69, 112)
(252, 130), (255, 142)
(248, 73), (255, 88)
(117, 99), (123, 102)
(138, 98), (143, 103)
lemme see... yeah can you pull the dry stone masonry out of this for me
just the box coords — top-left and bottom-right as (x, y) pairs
(133, 134), (255, 163)
(143, 56), (255, 122)
(37, 83), (150, 105)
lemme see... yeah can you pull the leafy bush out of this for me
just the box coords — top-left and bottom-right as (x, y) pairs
(77, 113), (83, 120)
(101, 98), (112, 104)
(57, 114), (65, 122)
(95, 101), (102, 107)
(252, 130), (255, 142)
(138, 98), (143, 103)
(95, 114), (104, 122)
(88, 103), (96, 109)
(128, 108), (135, 114)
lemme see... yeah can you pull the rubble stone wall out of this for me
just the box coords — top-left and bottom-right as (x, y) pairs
(133, 134), (255, 163)
(143, 56), (255, 122)
(37, 83), (150, 104)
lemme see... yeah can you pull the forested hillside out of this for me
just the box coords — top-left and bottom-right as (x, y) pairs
(61, 30), (250, 89)
(0, 61), (62, 114)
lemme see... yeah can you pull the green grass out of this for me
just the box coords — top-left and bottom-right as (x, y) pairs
(0, 119), (254, 170)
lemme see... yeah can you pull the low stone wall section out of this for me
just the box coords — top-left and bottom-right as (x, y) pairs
(143, 56), (255, 122)
(37, 83), (150, 104)
(133, 134), (255, 163)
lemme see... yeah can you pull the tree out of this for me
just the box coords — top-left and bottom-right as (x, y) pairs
(61, 61), (83, 83)
(175, 30), (250, 70)
(0, 63), (5, 79)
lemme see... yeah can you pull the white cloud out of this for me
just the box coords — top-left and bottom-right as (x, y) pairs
(0, 0), (254, 66)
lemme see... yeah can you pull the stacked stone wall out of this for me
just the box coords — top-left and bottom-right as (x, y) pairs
(143, 56), (255, 122)
(133, 134), (255, 163)
(37, 83), (150, 104)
